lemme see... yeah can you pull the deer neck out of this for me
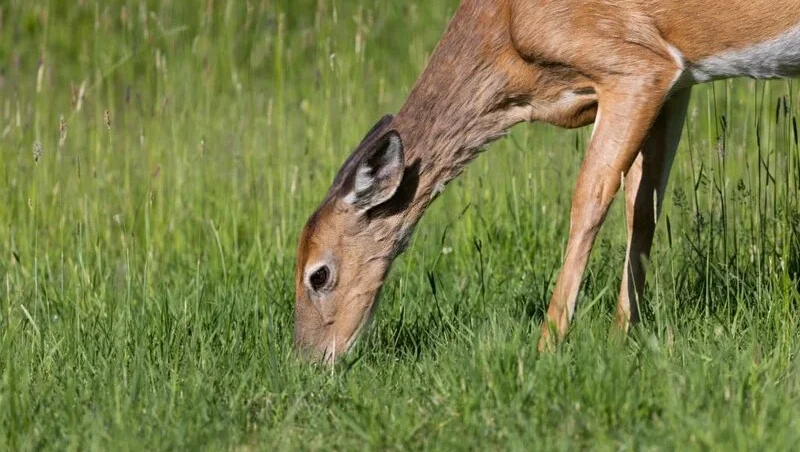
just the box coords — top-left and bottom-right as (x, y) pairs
(387, 4), (531, 243)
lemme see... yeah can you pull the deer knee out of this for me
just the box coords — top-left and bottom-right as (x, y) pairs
(569, 179), (614, 237)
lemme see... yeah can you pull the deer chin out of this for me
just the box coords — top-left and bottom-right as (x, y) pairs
(322, 290), (383, 365)
(322, 325), (363, 365)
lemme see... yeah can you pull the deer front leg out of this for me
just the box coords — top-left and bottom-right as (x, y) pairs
(616, 88), (691, 331)
(538, 78), (677, 351)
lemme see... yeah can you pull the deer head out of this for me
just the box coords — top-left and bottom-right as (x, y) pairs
(294, 115), (418, 363)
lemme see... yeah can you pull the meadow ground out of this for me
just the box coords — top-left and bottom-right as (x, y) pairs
(1, 1), (800, 450)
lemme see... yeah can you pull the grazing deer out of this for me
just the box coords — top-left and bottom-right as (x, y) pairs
(294, 0), (800, 363)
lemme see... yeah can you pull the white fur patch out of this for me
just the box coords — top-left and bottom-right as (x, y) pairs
(343, 190), (359, 205)
(353, 165), (374, 193)
(557, 90), (581, 105)
(688, 24), (800, 82)
(665, 43), (689, 92)
(590, 108), (601, 139)
(665, 43), (686, 71)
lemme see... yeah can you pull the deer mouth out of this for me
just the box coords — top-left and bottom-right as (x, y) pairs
(322, 299), (380, 365)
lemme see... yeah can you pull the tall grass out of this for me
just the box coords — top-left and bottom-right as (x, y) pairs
(1, 1), (799, 450)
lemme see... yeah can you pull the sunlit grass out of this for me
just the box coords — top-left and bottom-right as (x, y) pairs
(1, 1), (799, 450)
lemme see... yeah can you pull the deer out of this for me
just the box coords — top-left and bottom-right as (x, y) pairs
(294, 0), (800, 363)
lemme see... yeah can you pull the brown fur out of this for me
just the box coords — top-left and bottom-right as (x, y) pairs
(295, 0), (800, 362)
(649, 0), (800, 60)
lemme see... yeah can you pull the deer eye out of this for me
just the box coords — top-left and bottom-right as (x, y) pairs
(309, 266), (330, 292)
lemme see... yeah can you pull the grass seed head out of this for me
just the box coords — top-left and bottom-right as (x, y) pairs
(33, 141), (43, 163)
(58, 115), (67, 148)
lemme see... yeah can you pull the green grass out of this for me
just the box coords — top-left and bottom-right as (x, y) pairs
(2, 1), (800, 450)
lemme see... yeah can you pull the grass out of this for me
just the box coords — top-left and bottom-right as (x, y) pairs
(1, 0), (800, 450)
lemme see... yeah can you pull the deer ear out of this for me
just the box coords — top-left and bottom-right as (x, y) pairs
(343, 131), (405, 211)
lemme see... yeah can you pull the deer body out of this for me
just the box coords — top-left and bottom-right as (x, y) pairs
(295, 0), (800, 362)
